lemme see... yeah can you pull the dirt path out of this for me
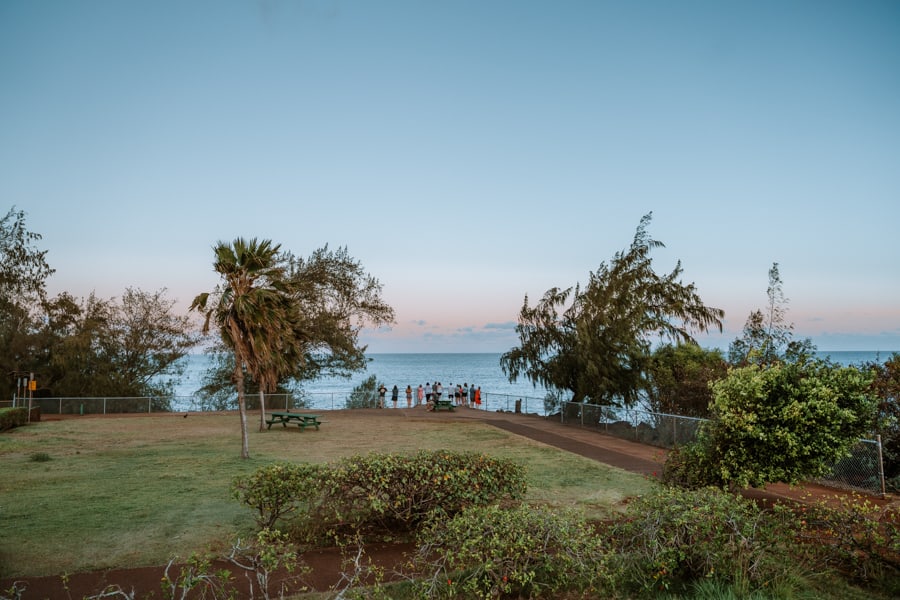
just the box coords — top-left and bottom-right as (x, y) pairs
(3, 408), (890, 598)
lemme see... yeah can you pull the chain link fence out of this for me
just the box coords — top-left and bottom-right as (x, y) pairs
(815, 437), (886, 496)
(557, 401), (887, 496)
(5, 391), (551, 415)
(8, 394), (887, 496)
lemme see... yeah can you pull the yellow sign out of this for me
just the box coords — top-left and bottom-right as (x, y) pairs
(29, 380), (36, 391)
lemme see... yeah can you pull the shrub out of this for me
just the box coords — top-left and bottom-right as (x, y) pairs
(234, 451), (528, 544)
(414, 503), (613, 599)
(664, 361), (876, 489)
(232, 462), (326, 529)
(610, 486), (798, 595)
(0, 407), (28, 431)
(345, 375), (382, 409)
(793, 492), (900, 586)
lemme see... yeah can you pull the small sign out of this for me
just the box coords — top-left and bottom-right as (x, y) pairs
(29, 380), (36, 391)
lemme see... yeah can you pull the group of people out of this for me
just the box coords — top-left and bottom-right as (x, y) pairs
(376, 382), (482, 409)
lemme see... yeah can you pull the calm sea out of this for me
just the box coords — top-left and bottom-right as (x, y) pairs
(172, 353), (555, 412)
(170, 350), (896, 412)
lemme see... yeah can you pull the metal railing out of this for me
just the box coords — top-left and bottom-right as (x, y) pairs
(7, 393), (887, 496)
(2, 390), (551, 416)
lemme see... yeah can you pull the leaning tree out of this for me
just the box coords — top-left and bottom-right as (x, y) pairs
(501, 213), (723, 407)
(192, 239), (394, 458)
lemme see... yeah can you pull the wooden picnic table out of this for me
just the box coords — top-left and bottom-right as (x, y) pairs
(266, 411), (324, 431)
(431, 399), (454, 412)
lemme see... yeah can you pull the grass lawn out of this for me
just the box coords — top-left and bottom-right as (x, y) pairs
(0, 411), (655, 578)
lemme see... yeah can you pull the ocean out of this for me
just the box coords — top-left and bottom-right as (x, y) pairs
(170, 350), (897, 413)
(172, 353), (554, 412)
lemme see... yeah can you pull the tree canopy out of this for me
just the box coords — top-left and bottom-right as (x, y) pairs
(500, 214), (723, 406)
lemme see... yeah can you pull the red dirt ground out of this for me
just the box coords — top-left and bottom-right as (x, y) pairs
(3, 408), (895, 599)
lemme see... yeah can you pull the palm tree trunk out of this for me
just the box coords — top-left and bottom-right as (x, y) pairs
(258, 389), (267, 432)
(233, 362), (250, 459)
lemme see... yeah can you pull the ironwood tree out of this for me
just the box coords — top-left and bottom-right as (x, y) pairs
(727, 262), (816, 366)
(0, 207), (54, 399)
(501, 214), (724, 407)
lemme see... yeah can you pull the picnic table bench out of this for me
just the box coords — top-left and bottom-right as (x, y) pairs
(266, 411), (324, 431)
(431, 399), (454, 412)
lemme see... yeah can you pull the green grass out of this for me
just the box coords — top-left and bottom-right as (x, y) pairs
(0, 412), (655, 577)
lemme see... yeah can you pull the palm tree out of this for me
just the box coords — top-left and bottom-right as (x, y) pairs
(191, 238), (293, 458)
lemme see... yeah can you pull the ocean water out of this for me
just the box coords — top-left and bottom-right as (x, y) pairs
(171, 350), (897, 412)
(173, 353), (554, 412)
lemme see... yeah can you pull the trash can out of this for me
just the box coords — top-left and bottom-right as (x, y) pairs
(515, 399), (522, 413)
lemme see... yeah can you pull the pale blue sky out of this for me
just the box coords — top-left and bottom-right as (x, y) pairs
(2, 0), (898, 353)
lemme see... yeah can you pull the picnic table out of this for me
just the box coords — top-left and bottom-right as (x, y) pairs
(432, 399), (454, 412)
(266, 411), (324, 431)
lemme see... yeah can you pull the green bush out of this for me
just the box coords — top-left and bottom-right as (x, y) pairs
(311, 450), (527, 542)
(345, 375), (382, 409)
(414, 503), (613, 599)
(234, 450), (528, 544)
(0, 407), (28, 431)
(610, 486), (798, 595)
(793, 492), (900, 587)
(664, 361), (876, 489)
(232, 462), (326, 529)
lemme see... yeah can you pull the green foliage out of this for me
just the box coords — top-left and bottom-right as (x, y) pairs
(232, 462), (326, 529)
(501, 213), (723, 406)
(664, 361), (877, 489)
(193, 239), (394, 457)
(317, 450), (527, 537)
(611, 486), (799, 595)
(0, 408), (27, 431)
(234, 451), (528, 544)
(0, 207), (55, 400)
(866, 353), (900, 483)
(728, 262), (816, 366)
(0, 206), (54, 303)
(794, 492), (900, 586)
(414, 503), (612, 599)
(39, 288), (197, 397)
(647, 343), (727, 417)
(345, 374), (382, 409)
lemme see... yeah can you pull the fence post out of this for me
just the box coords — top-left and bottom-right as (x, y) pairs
(876, 434), (886, 498)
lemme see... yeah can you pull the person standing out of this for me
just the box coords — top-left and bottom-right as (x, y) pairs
(468, 384), (476, 407)
(417, 384), (424, 406)
(405, 385), (413, 408)
(391, 385), (399, 408)
(474, 386), (481, 408)
(425, 382), (432, 403)
(462, 383), (469, 407)
(377, 384), (387, 408)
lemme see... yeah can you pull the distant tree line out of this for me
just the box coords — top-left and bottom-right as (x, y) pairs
(0, 207), (197, 403)
(0, 209), (393, 419)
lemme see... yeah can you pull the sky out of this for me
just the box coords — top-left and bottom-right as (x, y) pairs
(2, 0), (899, 354)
